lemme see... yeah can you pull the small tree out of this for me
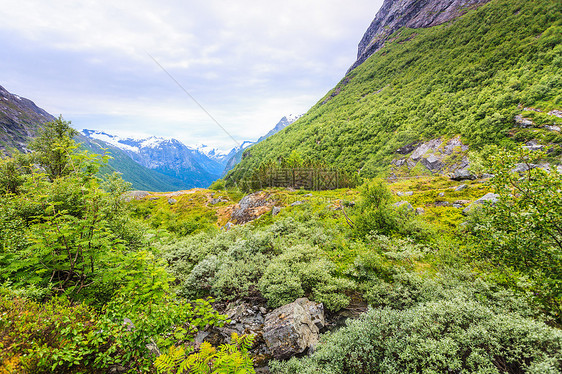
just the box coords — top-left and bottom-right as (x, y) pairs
(470, 147), (562, 321)
(30, 115), (78, 180)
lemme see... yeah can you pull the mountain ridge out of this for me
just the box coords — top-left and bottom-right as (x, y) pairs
(349, 0), (492, 72)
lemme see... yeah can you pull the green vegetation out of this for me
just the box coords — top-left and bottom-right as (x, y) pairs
(2, 0), (562, 372)
(227, 0), (562, 181)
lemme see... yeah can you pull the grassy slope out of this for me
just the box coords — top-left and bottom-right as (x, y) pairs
(228, 0), (561, 181)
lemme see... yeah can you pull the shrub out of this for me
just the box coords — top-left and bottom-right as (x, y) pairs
(271, 298), (562, 374)
(258, 244), (354, 310)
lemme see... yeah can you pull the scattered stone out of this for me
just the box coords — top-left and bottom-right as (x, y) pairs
(434, 201), (451, 207)
(272, 206), (282, 216)
(438, 192), (445, 197)
(291, 201), (304, 206)
(415, 207), (425, 215)
(396, 142), (420, 155)
(548, 110), (562, 118)
(303, 193), (313, 197)
(523, 144), (545, 152)
(222, 222), (233, 231)
(514, 115), (534, 128)
(393, 158), (407, 167)
(450, 169), (477, 181)
(512, 163), (539, 173)
(545, 125), (561, 132)
(454, 184), (467, 192)
(263, 298), (325, 359)
(123, 191), (150, 202)
(454, 200), (471, 206)
(148, 197), (159, 201)
(453, 203), (462, 208)
(463, 193), (499, 215)
(393, 200), (413, 211)
(168, 198), (177, 205)
(482, 173), (494, 179)
(210, 198), (222, 205)
(259, 307), (267, 315)
(396, 191), (413, 197)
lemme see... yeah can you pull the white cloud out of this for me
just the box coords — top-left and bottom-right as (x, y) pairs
(0, 0), (384, 151)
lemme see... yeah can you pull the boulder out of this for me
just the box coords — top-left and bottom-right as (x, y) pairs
(450, 169), (476, 181)
(231, 192), (274, 224)
(393, 200), (413, 211)
(545, 125), (561, 132)
(415, 207), (425, 215)
(434, 201), (451, 207)
(421, 154), (444, 172)
(454, 184), (468, 192)
(514, 115), (534, 128)
(396, 191), (413, 197)
(463, 193), (499, 215)
(511, 163), (539, 173)
(272, 206), (282, 216)
(396, 142), (419, 155)
(263, 298), (325, 359)
(291, 200), (304, 206)
(548, 110), (562, 118)
(168, 198), (177, 205)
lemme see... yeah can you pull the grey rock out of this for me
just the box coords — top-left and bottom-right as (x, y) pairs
(168, 198), (177, 205)
(450, 169), (476, 181)
(393, 200), (413, 211)
(548, 110), (562, 118)
(434, 201), (451, 207)
(396, 142), (419, 155)
(545, 125), (561, 132)
(421, 153), (444, 171)
(396, 191), (413, 197)
(393, 158), (407, 167)
(522, 144), (545, 152)
(515, 114), (534, 128)
(272, 206), (282, 216)
(263, 298), (324, 359)
(291, 201), (304, 206)
(148, 197), (159, 201)
(303, 193), (313, 197)
(453, 204), (462, 208)
(511, 163), (539, 173)
(438, 192), (445, 197)
(463, 193), (499, 214)
(210, 198), (221, 205)
(454, 184), (467, 192)
(415, 207), (425, 215)
(231, 192), (273, 224)
(482, 173), (494, 179)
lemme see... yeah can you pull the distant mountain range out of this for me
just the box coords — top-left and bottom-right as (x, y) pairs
(0, 83), (302, 191)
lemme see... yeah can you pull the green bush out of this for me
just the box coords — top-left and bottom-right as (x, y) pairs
(258, 244), (354, 310)
(271, 298), (562, 374)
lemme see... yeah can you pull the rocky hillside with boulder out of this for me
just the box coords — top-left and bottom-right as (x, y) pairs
(227, 0), (561, 184)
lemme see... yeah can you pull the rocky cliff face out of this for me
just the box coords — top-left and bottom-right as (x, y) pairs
(350, 0), (491, 72)
(0, 85), (55, 154)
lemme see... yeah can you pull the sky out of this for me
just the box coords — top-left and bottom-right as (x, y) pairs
(0, 0), (384, 152)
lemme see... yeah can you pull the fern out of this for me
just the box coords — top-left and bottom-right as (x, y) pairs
(154, 333), (256, 374)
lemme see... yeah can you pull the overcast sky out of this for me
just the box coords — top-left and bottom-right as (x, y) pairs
(0, 0), (383, 151)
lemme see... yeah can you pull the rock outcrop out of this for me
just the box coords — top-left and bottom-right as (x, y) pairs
(391, 136), (470, 176)
(350, 0), (492, 72)
(263, 298), (325, 359)
(230, 191), (276, 224)
(0, 85), (56, 154)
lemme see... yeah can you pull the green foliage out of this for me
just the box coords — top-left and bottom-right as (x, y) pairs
(208, 179), (226, 191)
(271, 298), (562, 374)
(228, 0), (562, 181)
(29, 116), (79, 181)
(353, 179), (429, 240)
(154, 333), (255, 374)
(258, 244), (354, 310)
(469, 147), (562, 321)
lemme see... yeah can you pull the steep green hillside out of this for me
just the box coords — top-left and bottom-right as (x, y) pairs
(228, 0), (561, 181)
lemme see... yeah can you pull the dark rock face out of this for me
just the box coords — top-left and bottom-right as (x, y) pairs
(0, 85), (56, 154)
(350, 0), (492, 72)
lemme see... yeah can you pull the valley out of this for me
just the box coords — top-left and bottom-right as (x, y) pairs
(0, 0), (561, 372)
